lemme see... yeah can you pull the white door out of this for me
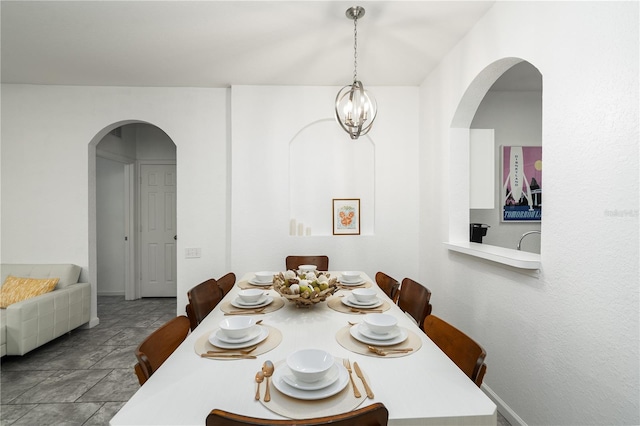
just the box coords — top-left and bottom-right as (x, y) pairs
(140, 164), (177, 297)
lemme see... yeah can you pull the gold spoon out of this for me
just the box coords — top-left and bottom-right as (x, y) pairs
(262, 360), (274, 402)
(254, 371), (264, 400)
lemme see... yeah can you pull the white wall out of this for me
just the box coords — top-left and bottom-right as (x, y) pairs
(419, 2), (638, 425)
(1, 85), (229, 321)
(230, 85), (420, 281)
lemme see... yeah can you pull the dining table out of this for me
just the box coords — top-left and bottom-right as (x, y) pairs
(110, 271), (497, 425)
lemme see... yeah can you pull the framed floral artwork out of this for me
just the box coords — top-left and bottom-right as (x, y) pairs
(332, 198), (360, 235)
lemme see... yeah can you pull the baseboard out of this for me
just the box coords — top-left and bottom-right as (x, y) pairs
(481, 383), (527, 426)
(81, 317), (100, 329)
(97, 291), (125, 296)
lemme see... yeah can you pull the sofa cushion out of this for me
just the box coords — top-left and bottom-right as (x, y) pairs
(0, 276), (59, 308)
(0, 264), (81, 289)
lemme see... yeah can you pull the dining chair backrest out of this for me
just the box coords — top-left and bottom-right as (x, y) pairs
(205, 402), (388, 426)
(375, 271), (400, 303)
(217, 272), (237, 296)
(186, 278), (223, 331)
(285, 255), (329, 271)
(423, 315), (487, 387)
(134, 315), (190, 385)
(397, 278), (432, 330)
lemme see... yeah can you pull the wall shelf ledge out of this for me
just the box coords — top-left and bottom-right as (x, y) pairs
(444, 241), (541, 270)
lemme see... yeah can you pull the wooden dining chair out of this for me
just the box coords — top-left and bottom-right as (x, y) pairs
(186, 278), (223, 331)
(285, 255), (329, 271)
(423, 315), (487, 387)
(206, 402), (388, 426)
(134, 315), (190, 386)
(375, 271), (400, 303)
(217, 272), (237, 296)
(397, 278), (432, 330)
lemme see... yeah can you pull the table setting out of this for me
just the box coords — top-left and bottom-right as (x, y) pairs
(194, 316), (283, 360)
(110, 270), (497, 426)
(253, 349), (372, 419)
(327, 287), (392, 314)
(219, 288), (285, 315)
(336, 313), (422, 358)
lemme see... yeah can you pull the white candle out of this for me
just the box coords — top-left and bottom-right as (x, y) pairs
(298, 223), (304, 236)
(306, 227), (311, 236)
(290, 219), (296, 236)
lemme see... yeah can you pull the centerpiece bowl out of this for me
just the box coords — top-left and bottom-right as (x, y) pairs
(273, 270), (338, 308)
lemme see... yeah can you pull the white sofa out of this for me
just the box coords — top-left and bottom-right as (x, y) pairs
(1, 264), (91, 356)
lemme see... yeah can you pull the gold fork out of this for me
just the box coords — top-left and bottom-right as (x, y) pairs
(367, 345), (414, 356)
(343, 359), (361, 398)
(207, 344), (258, 355)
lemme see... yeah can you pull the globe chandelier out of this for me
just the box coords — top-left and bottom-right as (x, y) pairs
(335, 6), (377, 140)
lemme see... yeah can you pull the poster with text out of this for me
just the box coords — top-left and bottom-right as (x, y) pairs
(502, 146), (542, 222)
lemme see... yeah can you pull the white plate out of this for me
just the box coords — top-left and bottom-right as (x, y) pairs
(339, 277), (365, 285)
(213, 325), (262, 344)
(344, 295), (379, 306)
(341, 296), (383, 309)
(350, 324), (408, 346)
(230, 295), (272, 309)
(357, 323), (401, 341)
(208, 325), (269, 349)
(248, 278), (273, 286)
(280, 363), (340, 391)
(273, 362), (349, 400)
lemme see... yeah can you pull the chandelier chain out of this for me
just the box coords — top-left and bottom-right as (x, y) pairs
(353, 16), (358, 83)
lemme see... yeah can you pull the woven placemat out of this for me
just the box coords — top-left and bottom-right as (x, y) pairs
(219, 297), (285, 315)
(326, 296), (391, 314)
(194, 325), (282, 358)
(257, 358), (368, 419)
(238, 280), (274, 290)
(335, 325), (422, 358)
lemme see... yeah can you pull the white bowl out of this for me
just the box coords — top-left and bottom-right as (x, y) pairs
(341, 271), (361, 282)
(254, 271), (273, 283)
(298, 264), (317, 272)
(219, 316), (256, 339)
(286, 349), (334, 383)
(352, 288), (377, 303)
(363, 313), (398, 335)
(237, 288), (263, 304)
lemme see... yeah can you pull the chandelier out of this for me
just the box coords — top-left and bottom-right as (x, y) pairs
(335, 6), (377, 140)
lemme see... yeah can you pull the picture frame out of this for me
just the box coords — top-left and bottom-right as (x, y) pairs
(501, 146), (542, 222)
(332, 198), (360, 235)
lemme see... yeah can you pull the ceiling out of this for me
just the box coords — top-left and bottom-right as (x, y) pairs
(1, 1), (496, 88)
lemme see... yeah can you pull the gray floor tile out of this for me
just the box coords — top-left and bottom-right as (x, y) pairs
(76, 369), (139, 403)
(0, 297), (177, 425)
(0, 403), (37, 425)
(9, 402), (102, 426)
(90, 346), (138, 370)
(0, 370), (57, 404)
(83, 402), (126, 426)
(11, 369), (110, 404)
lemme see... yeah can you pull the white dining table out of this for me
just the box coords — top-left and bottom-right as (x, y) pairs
(110, 272), (496, 426)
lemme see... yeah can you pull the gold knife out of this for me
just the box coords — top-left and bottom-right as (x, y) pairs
(200, 353), (257, 359)
(353, 362), (374, 399)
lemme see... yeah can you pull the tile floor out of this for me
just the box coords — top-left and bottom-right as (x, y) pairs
(1, 296), (512, 426)
(1, 296), (176, 425)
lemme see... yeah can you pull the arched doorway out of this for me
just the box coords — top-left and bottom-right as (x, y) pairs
(447, 57), (543, 267)
(89, 121), (177, 305)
